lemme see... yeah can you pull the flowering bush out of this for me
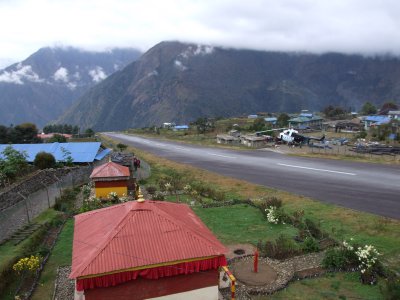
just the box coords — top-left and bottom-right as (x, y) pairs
(81, 183), (92, 198)
(13, 255), (41, 275)
(265, 206), (285, 224)
(80, 196), (102, 212)
(356, 244), (380, 274)
(323, 238), (381, 284)
(108, 191), (119, 202)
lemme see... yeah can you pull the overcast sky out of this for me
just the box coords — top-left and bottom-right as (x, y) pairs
(1, 0), (400, 68)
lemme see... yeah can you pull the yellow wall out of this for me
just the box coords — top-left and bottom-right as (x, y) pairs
(95, 187), (128, 199)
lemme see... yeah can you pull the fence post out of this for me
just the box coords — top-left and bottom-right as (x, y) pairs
(41, 183), (51, 208)
(18, 192), (30, 224)
(53, 175), (62, 195)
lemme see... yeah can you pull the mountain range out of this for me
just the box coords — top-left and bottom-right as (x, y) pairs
(58, 41), (400, 131)
(0, 47), (141, 127)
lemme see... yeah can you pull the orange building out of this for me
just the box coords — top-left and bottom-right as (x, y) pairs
(90, 161), (130, 198)
(69, 200), (227, 300)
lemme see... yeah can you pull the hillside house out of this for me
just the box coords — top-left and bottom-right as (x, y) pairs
(388, 111), (400, 120)
(363, 116), (391, 129)
(173, 125), (189, 131)
(70, 200), (227, 300)
(264, 117), (277, 126)
(216, 134), (240, 144)
(240, 135), (269, 147)
(90, 161), (130, 198)
(288, 114), (323, 129)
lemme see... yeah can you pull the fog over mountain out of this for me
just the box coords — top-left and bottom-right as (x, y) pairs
(0, 47), (141, 127)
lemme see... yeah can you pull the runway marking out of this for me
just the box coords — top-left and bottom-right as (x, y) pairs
(207, 152), (237, 159)
(277, 163), (356, 176)
(174, 147), (189, 151)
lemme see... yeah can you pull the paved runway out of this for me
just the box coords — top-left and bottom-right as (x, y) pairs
(105, 133), (400, 219)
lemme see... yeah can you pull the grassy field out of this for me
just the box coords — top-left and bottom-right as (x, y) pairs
(193, 204), (298, 245)
(32, 219), (74, 300)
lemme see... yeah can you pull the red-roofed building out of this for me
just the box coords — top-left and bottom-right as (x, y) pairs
(90, 161), (130, 198)
(70, 200), (227, 300)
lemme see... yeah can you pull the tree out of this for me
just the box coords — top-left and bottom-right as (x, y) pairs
(85, 128), (95, 137)
(12, 123), (41, 143)
(379, 102), (398, 114)
(323, 105), (346, 118)
(116, 143), (127, 152)
(0, 146), (28, 180)
(60, 147), (74, 166)
(194, 118), (214, 134)
(34, 152), (56, 169)
(249, 118), (267, 131)
(0, 125), (8, 144)
(48, 134), (67, 143)
(277, 113), (290, 128)
(361, 102), (377, 115)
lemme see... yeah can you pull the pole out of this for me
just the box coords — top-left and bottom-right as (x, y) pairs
(40, 183), (51, 208)
(254, 249), (259, 273)
(18, 192), (30, 223)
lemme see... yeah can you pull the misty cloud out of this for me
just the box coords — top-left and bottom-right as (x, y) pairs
(88, 66), (107, 82)
(53, 67), (69, 82)
(0, 64), (43, 84)
(1, 0), (400, 67)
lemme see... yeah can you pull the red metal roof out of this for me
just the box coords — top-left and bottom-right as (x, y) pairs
(90, 161), (130, 179)
(70, 201), (227, 279)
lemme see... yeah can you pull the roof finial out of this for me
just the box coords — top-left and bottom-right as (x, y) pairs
(137, 187), (145, 203)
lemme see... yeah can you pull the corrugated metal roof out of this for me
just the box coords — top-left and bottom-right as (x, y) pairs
(365, 116), (391, 124)
(70, 201), (227, 278)
(0, 142), (109, 163)
(90, 161), (130, 178)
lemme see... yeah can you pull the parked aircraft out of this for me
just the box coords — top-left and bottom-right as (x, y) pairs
(278, 129), (325, 145)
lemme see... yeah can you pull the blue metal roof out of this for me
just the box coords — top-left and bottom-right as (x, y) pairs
(365, 116), (390, 125)
(0, 142), (110, 163)
(174, 125), (189, 129)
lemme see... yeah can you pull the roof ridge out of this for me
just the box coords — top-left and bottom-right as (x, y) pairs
(72, 202), (135, 277)
(149, 203), (225, 253)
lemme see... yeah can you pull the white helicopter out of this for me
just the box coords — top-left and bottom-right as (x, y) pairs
(256, 128), (325, 145)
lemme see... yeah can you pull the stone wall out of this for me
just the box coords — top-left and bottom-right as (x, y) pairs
(0, 166), (91, 211)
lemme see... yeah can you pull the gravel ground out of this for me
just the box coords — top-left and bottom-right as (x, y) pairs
(54, 266), (74, 300)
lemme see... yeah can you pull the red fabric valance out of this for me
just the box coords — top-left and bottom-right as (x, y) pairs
(76, 255), (226, 291)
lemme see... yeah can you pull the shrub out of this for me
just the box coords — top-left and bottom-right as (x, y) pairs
(304, 218), (324, 239)
(302, 237), (320, 253)
(322, 240), (359, 270)
(381, 276), (400, 300)
(34, 151), (56, 169)
(152, 191), (165, 201)
(265, 196), (282, 208)
(146, 185), (157, 195)
(262, 235), (301, 259)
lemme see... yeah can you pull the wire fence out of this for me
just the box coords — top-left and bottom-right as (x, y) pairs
(133, 159), (151, 181)
(0, 166), (92, 244)
(306, 144), (400, 162)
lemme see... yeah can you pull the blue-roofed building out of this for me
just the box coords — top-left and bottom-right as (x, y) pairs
(289, 115), (323, 129)
(0, 142), (110, 163)
(173, 125), (189, 131)
(364, 116), (391, 129)
(264, 117), (277, 125)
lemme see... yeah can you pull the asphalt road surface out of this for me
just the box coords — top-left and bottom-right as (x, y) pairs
(105, 133), (400, 219)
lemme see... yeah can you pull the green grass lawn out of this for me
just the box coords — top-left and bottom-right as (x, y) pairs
(32, 219), (74, 300)
(193, 204), (298, 245)
(254, 272), (384, 300)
